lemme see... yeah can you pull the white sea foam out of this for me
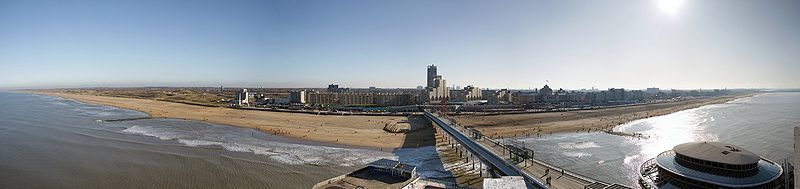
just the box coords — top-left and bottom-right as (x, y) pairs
(120, 123), (395, 166)
(557, 141), (600, 149)
(562, 152), (591, 158)
(623, 155), (639, 165)
(177, 139), (225, 147)
(122, 125), (181, 140)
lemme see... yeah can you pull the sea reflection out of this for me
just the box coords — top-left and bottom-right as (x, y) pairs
(513, 103), (726, 186)
(627, 107), (719, 163)
(514, 93), (800, 186)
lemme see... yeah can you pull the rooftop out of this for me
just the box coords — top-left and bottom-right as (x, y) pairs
(654, 150), (783, 187)
(673, 142), (759, 165)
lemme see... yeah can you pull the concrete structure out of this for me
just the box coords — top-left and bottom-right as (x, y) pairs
(366, 158), (417, 179)
(483, 176), (526, 189)
(313, 158), (418, 189)
(640, 142), (785, 188)
(795, 127), (799, 189)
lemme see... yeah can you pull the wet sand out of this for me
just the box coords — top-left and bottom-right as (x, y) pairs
(452, 95), (750, 139)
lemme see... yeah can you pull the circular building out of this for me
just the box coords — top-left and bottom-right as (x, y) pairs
(639, 142), (785, 189)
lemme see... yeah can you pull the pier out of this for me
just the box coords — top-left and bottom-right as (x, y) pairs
(424, 111), (632, 189)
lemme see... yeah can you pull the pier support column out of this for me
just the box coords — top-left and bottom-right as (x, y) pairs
(471, 154), (474, 170)
(479, 162), (483, 177)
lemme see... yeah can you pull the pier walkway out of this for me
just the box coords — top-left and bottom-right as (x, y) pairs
(424, 111), (632, 189)
(424, 111), (547, 189)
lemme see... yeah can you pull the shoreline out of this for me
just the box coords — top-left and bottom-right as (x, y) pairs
(33, 91), (434, 150)
(452, 94), (753, 139)
(31, 91), (754, 151)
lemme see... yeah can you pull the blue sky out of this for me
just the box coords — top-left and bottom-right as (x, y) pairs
(1, 0), (798, 90)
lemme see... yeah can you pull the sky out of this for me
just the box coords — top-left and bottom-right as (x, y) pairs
(1, 0), (798, 90)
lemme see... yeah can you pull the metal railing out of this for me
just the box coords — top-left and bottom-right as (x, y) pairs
(424, 111), (548, 189)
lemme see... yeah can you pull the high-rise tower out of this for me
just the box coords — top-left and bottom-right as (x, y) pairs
(427, 64), (437, 89)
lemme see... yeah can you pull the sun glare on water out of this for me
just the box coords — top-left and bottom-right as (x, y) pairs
(657, 0), (685, 15)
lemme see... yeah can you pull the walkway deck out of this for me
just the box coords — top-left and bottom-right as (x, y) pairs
(425, 111), (547, 189)
(425, 111), (633, 189)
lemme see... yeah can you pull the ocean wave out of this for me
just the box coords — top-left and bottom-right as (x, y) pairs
(71, 105), (144, 118)
(123, 125), (185, 140)
(558, 141), (601, 149)
(120, 123), (395, 166)
(38, 95), (146, 118)
(562, 152), (591, 158)
(623, 154), (640, 165)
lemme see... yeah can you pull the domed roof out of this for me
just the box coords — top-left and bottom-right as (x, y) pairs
(673, 142), (760, 165)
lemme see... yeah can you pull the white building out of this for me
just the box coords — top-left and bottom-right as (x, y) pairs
(421, 76), (449, 103)
(236, 89), (249, 106)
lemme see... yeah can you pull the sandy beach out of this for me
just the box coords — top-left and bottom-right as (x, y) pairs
(39, 92), (434, 150)
(452, 95), (749, 139)
(37, 91), (748, 150)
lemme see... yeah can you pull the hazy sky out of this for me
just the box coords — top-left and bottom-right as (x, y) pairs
(1, 0), (798, 90)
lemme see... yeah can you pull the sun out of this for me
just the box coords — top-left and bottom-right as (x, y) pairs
(657, 0), (685, 15)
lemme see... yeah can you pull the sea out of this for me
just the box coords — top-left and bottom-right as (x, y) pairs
(0, 92), (449, 188)
(506, 92), (800, 187)
(1, 92), (797, 188)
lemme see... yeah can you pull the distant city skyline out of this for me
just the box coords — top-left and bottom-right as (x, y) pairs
(1, 0), (798, 90)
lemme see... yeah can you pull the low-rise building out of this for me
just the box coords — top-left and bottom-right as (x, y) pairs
(449, 85), (482, 102)
(289, 90), (306, 104)
(303, 91), (416, 106)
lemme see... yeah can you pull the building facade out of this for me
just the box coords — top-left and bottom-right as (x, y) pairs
(449, 85), (482, 102)
(301, 91), (415, 106)
(289, 90), (306, 104)
(426, 64), (437, 89)
(422, 64), (449, 103)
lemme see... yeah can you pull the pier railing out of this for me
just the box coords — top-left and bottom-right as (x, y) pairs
(482, 133), (608, 187)
(424, 111), (548, 189)
(442, 113), (633, 189)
